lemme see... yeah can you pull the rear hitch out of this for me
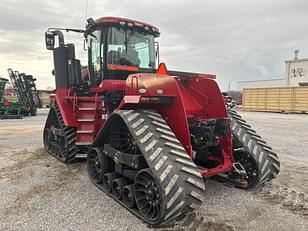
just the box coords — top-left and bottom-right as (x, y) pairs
(233, 162), (246, 175)
(216, 162), (249, 188)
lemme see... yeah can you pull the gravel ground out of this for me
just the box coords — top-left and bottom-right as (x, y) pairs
(0, 109), (307, 231)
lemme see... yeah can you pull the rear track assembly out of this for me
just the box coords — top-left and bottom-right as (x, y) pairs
(43, 103), (77, 163)
(226, 109), (280, 187)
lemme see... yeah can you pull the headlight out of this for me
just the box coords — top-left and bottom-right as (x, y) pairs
(138, 88), (147, 94)
(156, 89), (164, 95)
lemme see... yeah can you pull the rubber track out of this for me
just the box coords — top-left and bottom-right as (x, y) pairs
(44, 103), (77, 163)
(228, 109), (280, 185)
(95, 110), (206, 224)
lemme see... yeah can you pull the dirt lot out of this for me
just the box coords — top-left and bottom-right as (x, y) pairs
(0, 109), (307, 231)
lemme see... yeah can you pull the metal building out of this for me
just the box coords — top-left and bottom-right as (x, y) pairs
(238, 50), (308, 90)
(285, 50), (308, 87)
(241, 51), (308, 113)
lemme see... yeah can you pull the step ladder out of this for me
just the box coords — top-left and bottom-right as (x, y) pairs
(75, 97), (98, 146)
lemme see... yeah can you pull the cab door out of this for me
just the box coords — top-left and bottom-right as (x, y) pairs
(88, 30), (104, 86)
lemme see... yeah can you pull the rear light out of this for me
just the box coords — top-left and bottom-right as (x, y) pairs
(139, 96), (174, 104)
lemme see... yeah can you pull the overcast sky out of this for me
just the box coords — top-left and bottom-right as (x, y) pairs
(0, 0), (307, 90)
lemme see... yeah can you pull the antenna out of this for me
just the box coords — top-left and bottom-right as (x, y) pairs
(85, 0), (89, 22)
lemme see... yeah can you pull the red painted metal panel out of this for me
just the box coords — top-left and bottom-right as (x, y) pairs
(54, 89), (77, 127)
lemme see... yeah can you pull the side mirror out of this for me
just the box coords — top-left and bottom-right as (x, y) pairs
(45, 32), (55, 50)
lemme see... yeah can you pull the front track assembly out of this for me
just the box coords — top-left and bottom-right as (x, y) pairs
(87, 110), (205, 225)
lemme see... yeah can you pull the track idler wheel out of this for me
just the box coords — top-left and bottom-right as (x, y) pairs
(112, 178), (127, 199)
(103, 173), (117, 192)
(123, 185), (135, 208)
(134, 169), (162, 223)
(87, 148), (104, 183)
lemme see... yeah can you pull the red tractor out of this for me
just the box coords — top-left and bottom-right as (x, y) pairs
(43, 17), (280, 225)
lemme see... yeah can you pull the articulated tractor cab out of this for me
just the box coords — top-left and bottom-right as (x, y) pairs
(43, 17), (280, 225)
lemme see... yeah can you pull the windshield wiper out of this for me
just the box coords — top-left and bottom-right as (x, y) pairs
(124, 30), (136, 53)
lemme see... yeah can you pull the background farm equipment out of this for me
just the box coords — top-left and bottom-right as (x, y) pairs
(43, 17), (280, 225)
(0, 69), (41, 119)
(0, 77), (7, 103)
(0, 77), (24, 119)
(22, 74), (42, 109)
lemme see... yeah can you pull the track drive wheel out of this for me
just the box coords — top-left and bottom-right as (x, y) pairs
(135, 168), (163, 223)
(87, 148), (105, 183)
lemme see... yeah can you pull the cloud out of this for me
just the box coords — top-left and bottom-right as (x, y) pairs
(0, 0), (308, 90)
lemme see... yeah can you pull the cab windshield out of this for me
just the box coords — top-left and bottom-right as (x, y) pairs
(107, 27), (156, 69)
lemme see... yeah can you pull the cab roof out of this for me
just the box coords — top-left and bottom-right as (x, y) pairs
(95, 16), (160, 37)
